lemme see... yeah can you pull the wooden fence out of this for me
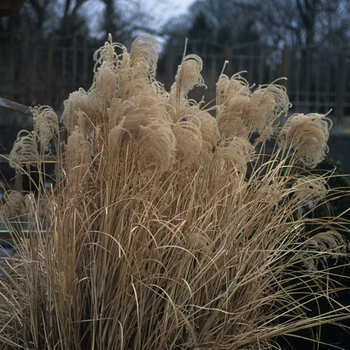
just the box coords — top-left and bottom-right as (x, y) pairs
(0, 33), (96, 112)
(1, 33), (349, 124)
(163, 40), (350, 131)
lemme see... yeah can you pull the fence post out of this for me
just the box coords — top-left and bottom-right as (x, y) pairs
(83, 38), (88, 83)
(10, 33), (16, 100)
(223, 42), (231, 76)
(14, 172), (23, 192)
(164, 41), (175, 90)
(45, 33), (54, 106)
(280, 48), (289, 90)
(72, 34), (77, 86)
(336, 49), (346, 132)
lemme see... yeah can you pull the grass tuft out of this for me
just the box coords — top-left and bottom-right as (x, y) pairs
(0, 34), (350, 349)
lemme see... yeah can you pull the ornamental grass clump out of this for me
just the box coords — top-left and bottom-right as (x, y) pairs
(0, 34), (350, 349)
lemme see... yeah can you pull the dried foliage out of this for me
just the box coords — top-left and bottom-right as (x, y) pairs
(278, 113), (332, 168)
(0, 34), (350, 350)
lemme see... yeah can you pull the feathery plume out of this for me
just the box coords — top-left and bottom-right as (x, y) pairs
(195, 111), (220, 162)
(65, 127), (92, 170)
(138, 120), (176, 174)
(130, 34), (159, 79)
(61, 88), (95, 134)
(32, 106), (59, 153)
(215, 136), (254, 175)
(107, 120), (126, 159)
(91, 64), (117, 108)
(216, 72), (251, 138)
(0, 190), (25, 217)
(93, 33), (126, 74)
(278, 113), (332, 168)
(170, 54), (206, 121)
(9, 130), (39, 170)
(173, 116), (203, 166)
(245, 83), (290, 141)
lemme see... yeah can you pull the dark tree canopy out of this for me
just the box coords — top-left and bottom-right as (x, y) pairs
(0, 0), (156, 45)
(163, 0), (350, 49)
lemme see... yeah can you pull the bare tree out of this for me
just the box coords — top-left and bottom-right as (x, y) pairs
(0, 0), (91, 37)
(57, 0), (91, 36)
(236, 0), (350, 47)
(178, 0), (350, 48)
(0, 0), (51, 34)
(98, 0), (157, 45)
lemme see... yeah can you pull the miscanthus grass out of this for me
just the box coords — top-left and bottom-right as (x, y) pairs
(0, 34), (349, 349)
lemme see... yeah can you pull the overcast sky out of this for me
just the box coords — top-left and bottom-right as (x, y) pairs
(84, 0), (196, 38)
(159, 0), (196, 17)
